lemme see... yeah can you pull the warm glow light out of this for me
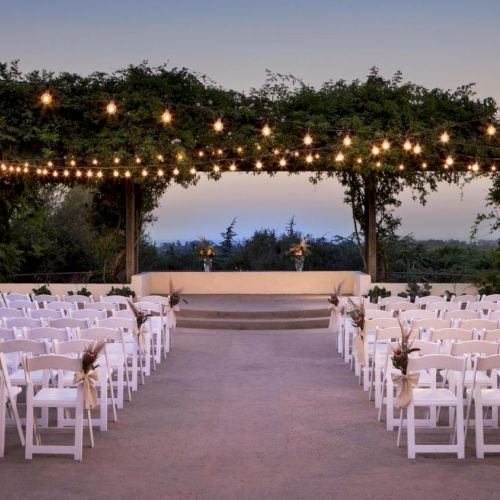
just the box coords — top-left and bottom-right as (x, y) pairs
(36, 168), (42, 174)
(213, 164), (220, 173)
(113, 170), (119, 177)
(23, 166), (29, 173)
(413, 144), (422, 155)
(1, 163), (6, 171)
(69, 160), (76, 167)
(293, 151), (300, 157)
(303, 133), (313, 146)
(124, 170), (131, 178)
(63, 169), (69, 177)
(343, 135), (352, 147)
(15, 166), (20, 173)
(41, 91), (52, 105)
(398, 164), (405, 171)
(335, 152), (344, 163)
(422, 162), (428, 169)
(76, 170), (82, 177)
(314, 153), (320, 159)
(87, 170), (93, 178)
(52, 170), (58, 177)
(376, 161), (382, 167)
(491, 165), (497, 172)
(190, 167), (197, 175)
(135, 157), (142, 164)
(381, 139), (391, 151)
(305, 154), (314, 164)
(92, 159), (98, 165)
(161, 109), (172, 124)
(42, 168), (48, 175)
(236, 147), (243, 154)
(445, 155), (454, 166)
(279, 158), (287, 167)
(261, 124), (272, 137)
(173, 167), (179, 176)
(106, 100), (117, 115)
(229, 163), (237, 171)
(142, 169), (148, 177)
(255, 160), (263, 169)
(487, 124), (496, 137)
(213, 118), (224, 132)
(176, 153), (184, 161)
(371, 145), (380, 156)
(157, 154), (164, 162)
(47, 161), (53, 167)
(97, 171), (103, 178)
(403, 139), (412, 151)
(472, 162), (480, 172)
(198, 151), (205, 158)
(273, 148), (280, 155)
(217, 148), (223, 156)
(113, 157), (120, 164)
(356, 157), (363, 164)
(440, 131), (450, 143)
(157, 169), (164, 177)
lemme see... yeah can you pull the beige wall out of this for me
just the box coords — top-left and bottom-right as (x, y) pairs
(0, 283), (128, 298)
(370, 282), (478, 296)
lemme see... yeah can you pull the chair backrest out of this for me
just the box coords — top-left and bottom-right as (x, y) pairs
(410, 339), (440, 356)
(0, 339), (48, 355)
(46, 301), (76, 312)
(490, 310), (500, 322)
(49, 318), (89, 330)
(364, 318), (399, 331)
(475, 354), (500, 372)
(0, 327), (16, 340)
(134, 301), (163, 315)
(481, 294), (500, 303)
(399, 309), (437, 321)
(483, 329), (500, 342)
(7, 300), (37, 311)
(98, 317), (136, 332)
(427, 301), (461, 312)
(141, 295), (170, 306)
(467, 301), (498, 313)
(24, 354), (81, 377)
(77, 327), (121, 343)
(29, 309), (63, 321)
(70, 309), (107, 322)
(408, 353), (466, 373)
(100, 295), (132, 307)
(415, 295), (446, 307)
(24, 327), (69, 342)
(414, 318), (451, 331)
(378, 296), (409, 307)
(450, 340), (498, 357)
(4, 317), (42, 330)
(375, 326), (402, 342)
(451, 294), (478, 304)
(443, 310), (480, 321)
(53, 339), (93, 355)
(4, 292), (31, 302)
(430, 328), (473, 342)
(64, 294), (94, 305)
(458, 319), (498, 332)
(387, 302), (419, 313)
(31, 294), (59, 304)
(0, 307), (26, 319)
(364, 302), (380, 310)
(112, 309), (136, 320)
(85, 302), (117, 312)
(365, 309), (393, 320)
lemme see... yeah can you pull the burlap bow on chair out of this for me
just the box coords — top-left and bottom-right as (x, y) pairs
(328, 306), (343, 333)
(353, 328), (365, 365)
(137, 323), (149, 353)
(73, 370), (99, 410)
(391, 372), (420, 409)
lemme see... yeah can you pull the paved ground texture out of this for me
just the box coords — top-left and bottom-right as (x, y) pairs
(2, 327), (500, 499)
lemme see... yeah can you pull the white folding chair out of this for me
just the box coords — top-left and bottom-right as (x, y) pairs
(7, 300), (38, 312)
(404, 354), (466, 459)
(70, 309), (107, 326)
(414, 319), (451, 341)
(415, 296), (445, 309)
(31, 294), (60, 306)
(134, 301), (166, 365)
(0, 307), (26, 320)
(49, 318), (89, 339)
(467, 301), (498, 318)
(427, 301), (461, 319)
(365, 310), (394, 320)
(4, 293), (31, 303)
(46, 302), (76, 316)
(139, 296), (173, 355)
(100, 295), (131, 310)
(399, 309), (437, 322)
(430, 328), (474, 353)
(458, 320), (498, 338)
(378, 296), (409, 309)
(24, 355), (87, 461)
(490, 310), (500, 322)
(64, 294), (94, 306)
(84, 302), (117, 316)
(4, 317), (42, 337)
(481, 294), (500, 303)
(28, 309), (63, 326)
(387, 302), (420, 316)
(451, 294), (478, 305)
(0, 327), (16, 341)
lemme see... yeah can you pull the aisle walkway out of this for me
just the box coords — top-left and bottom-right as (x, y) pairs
(2, 328), (500, 499)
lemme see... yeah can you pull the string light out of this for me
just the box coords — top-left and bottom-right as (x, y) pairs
(255, 160), (263, 169)
(413, 144), (422, 155)
(472, 162), (480, 172)
(189, 167), (197, 175)
(371, 145), (380, 156)
(376, 161), (382, 167)
(197, 151), (205, 158)
(97, 171), (103, 178)
(335, 152), (344, 163)
(106, 100), (117, 115)
(279, 158), (287, 167)
(229, 163), (237, 171)
(236, 147), (243, 154)
(213, 118), (224, 133)
(381, 139), (391, 151)
(398, 164), (405, 171)
(486, 124), (496, 137)
(421, 162), (428, 169)
(69, 160), (76, 167)
(440, 131), (450, 143)
(113, 157), (120, 165)
(41, 91), (52, 105)
(356, 157), (363, 164)
(86, 170), (93, 178)
(213, 164), (220, 173)
(23, 166), (29, 173)
(135, 157), (142, 165)
(157, 154), (164, 162)
(491, 165), (497, 172)
(261, 124), (272, 137)
(403, 139), (412, 151)
(305, 153), (314, 164)
(342, 135), (352, 147)
(124, 170), (131, 178)
(303, 133), (313, 146)
(63, 169), (69, 177)
(52, 171), (58, 178)
(113, 170), (119, 177)
(141, 169), (148, 177)
(445, 155), (454, 167)
(173, 167), (179, 176)
(161, 109), (172, 124)
(92, 159), (98, 165)
(176, 153), (184, 162)
(157, 169), (164, 177)
(76, 170), (82, 177)
(217, 148), (223, 156)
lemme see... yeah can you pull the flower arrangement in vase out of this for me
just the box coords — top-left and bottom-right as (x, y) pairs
(198, 238), (216, 272)
(288, 239), (310, 271)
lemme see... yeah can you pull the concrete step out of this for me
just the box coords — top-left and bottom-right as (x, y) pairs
(177, 308), (330, 320)
(176, 316), (329, 330)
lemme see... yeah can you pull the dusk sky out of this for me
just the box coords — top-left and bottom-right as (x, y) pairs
(2, 0), (498, 242)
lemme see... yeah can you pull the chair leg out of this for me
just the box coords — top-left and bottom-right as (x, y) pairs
(475, 401), (485, 458)
(407, 405), (416, 459)
(25, 400), (34, 459)
(87, 410), (94, 448)
(74, 402), (83, 461)
(455, 403), (465, 459)
(0, 397), (5, 458)
(123, 361), (132, 402)
(9, 398), (25, 446)
(397, 410), (404, 447)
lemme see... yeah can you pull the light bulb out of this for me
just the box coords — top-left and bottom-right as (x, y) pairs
(381, 139), (391, 151)
(52, 170), (58, 177)
(69, 159), (76, 167)
(213, 164), (220, 173)
(440, 131), (450, 143)
(229, 163), (237, 171)
(158, 169), (164, 177)
(303, 133), (313, 146)
(141, 169), (148, 177)
(124, 170), (131, 178)
(63, 169), (69, 177)
(135, 157), (142, 164)
(356, 157), (363, 164)
(161, 109), (172, 124)
(413, 144), (422, 155)
(176, 153), (184, 162)
(41, 91), (52, 105)
(113, 170), (119, 177)
(403, 139), (412, 151)
(92, 159), (98, 165)
(236, 147), (243, 154)
(445, 155), (454, 166)
(213, 118), (224, 132)
(472, 162), (480, 172)
(305, 154), (313, 164)
(87, 170), (93, 178)
(398, 164), (405, 171)
(371, 145), (380, 156)
(75, 170), (82, 177)
(113, 157), (120, 164)
(47, 161), (53, 167)
(198, 151), (205, 158)
(190, 167), (197, 175)
(97, 171), (103, 178)
(343, 135), (352, 147)
(486, 124), (496, 136)
(255, 160), (263, 169)
(261, 124), (272, 137)
(491, 165), (497, 172)
(173, 167), (179, 176)
(106, 100), (117, 115)
(279, 158), (287, 167)
(421, 162), (428, 169)
(157, 154), (164, 162)
(335, 152), (344, 163)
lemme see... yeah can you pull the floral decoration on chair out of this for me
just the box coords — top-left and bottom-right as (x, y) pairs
(74, 340), (106, 410)
(346, 298), (366, 364)
(129, 300), (152, 353)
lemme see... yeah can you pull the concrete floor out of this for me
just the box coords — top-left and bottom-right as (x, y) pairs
(2, 327), (500, 500)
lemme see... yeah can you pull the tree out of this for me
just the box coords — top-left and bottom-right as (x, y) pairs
(219, 218), (238, 269)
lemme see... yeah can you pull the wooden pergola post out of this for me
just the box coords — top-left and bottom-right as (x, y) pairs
(364, 173), (377, 281)
(125, 180), (138, 283)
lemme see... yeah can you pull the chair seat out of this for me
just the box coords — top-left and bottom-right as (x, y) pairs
(3, 386), (22, 402)
(479, 389), (500, 404)
(34, 387), (78, 406)
(412, 388), (458, 405)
